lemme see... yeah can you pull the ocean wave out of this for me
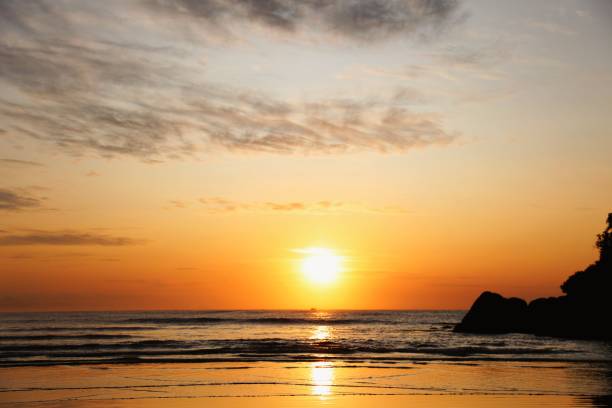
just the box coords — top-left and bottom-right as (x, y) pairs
(0, 339), (192, 352)
(396, 346), (575, 357)
(0, 338), (577, 362)
(0, 334), (135, 341)
(124, 317), (385, 325)
(2, 354), (602, 369)
(1, 326), (155, 332)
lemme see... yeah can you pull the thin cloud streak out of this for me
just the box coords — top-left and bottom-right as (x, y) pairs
(0, 158), (44, 167)
(0, 188), (45, 211)
(197, 197), (407, 214)
(0, 230), (144, 246)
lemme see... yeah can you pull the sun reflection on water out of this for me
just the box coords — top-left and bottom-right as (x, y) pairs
(311, 361), (334, 398)
(310, 325), (331, 340)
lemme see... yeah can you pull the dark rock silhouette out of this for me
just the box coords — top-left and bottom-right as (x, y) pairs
(454, 291), (528, 333)
(455, 213), (612, 340)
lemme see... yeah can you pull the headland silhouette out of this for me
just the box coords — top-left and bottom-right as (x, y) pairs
(455, 213), (612, 340)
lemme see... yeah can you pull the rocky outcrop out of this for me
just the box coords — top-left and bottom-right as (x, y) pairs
(454, 291), (528, 334)
(455, 213), (612, 340)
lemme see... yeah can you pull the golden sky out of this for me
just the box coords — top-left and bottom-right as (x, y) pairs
(1, 0), (611, 311)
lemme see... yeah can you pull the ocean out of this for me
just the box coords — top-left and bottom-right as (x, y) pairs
(1, 310), (611, 407)
(1, 310), (610, 366)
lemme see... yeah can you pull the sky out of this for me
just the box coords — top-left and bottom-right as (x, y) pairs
(1, 0), (611, 311)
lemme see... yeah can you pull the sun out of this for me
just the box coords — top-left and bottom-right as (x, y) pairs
(298, 247), (343, 285)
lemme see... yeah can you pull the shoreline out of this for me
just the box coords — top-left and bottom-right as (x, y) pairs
(1, 360), (610, 407)
(3, 355), (612, 368)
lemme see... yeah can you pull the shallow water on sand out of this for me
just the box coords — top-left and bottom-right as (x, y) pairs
(0, 361), (611, 407)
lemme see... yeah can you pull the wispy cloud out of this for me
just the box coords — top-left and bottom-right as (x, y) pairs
(0, 0), (462, 160)
(196, 197), (407, 214)
(526, 19), (576, 36)
(0, 158), (44, 167)
(346, 42), (506, 83)
(0, 230), (144, 246)
(166, 200), (188, 209)
(150, 0), (462, 42)
(7, 252), (94, 260)
(0, 188), (45, 211)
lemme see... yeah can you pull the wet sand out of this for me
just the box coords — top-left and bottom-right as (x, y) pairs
(1, 361), (610, 407)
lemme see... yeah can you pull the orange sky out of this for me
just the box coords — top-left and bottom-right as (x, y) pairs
(1, 0), (611, 311)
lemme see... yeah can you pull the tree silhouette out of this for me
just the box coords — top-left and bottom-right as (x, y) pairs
(561, 213), (611, 297)
(595, 213), (612, 263)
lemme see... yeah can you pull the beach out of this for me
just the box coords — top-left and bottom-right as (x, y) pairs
(1, 311), (611, 406)
(1, 361), (610, 407)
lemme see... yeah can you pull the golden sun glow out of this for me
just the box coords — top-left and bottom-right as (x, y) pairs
(310, 325), (331, 340)
(311, 361), (334, 397)
(297, 248), (343, 285)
